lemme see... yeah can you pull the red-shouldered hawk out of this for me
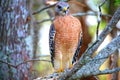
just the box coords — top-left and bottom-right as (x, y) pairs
(49, 1), (82, 72)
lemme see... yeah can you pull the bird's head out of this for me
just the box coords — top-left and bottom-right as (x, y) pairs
(55, 1), (69, 16)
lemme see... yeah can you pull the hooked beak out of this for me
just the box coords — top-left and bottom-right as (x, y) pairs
(62, 7), (67, 13)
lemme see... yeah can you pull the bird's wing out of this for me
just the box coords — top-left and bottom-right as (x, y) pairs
(72, 32), (83, 64)
(49, 24), (56, 67)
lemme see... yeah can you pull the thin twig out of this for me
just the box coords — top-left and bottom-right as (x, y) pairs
(0, 59), (16, 68)
(33, 0), (70, 15)
(16, 59), (51, 67)
(96, 0), (107, 39)
(32, 4), (56, 15)
(99, 0), (107, 7)
(0, 59), (51, 68)
(73, 12), (111, 17)
(35, 12), (111, 24)
(35, 17), (54, 24)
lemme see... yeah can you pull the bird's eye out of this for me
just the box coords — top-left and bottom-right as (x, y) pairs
(57, 5), (62, 9)
(67, 6), (69, 9)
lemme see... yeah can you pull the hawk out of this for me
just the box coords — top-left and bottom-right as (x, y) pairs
(49, 1), (82, 72)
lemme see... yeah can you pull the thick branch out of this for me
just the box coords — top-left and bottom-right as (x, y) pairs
(93, 36), (120, 68)
(69, 34), (120, 80)
(70, 67), (120, 80)
(95, 68), (120, 75)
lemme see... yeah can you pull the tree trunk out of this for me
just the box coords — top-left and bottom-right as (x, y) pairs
(0, 0), (32, 80)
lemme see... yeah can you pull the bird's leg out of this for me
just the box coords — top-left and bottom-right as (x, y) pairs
(54, 60), (64, 72)
(68, 53), (73, 69)
(54, 52), (64, 72)
(69, 60), (73, 69)
(57, 59), (64, 72)
(62, 52), (70, 71)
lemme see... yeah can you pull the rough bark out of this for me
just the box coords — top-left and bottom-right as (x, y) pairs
(0, 0), (32, 80)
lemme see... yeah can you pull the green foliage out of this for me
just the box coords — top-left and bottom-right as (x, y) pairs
(114, 0), (120, 7)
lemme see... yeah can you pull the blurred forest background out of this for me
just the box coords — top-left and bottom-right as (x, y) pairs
(0, 0), (120, 80)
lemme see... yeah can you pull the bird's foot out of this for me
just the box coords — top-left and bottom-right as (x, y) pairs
(55, 68), (64, 73)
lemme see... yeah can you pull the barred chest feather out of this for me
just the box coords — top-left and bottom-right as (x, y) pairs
(54, 15), (82, 49)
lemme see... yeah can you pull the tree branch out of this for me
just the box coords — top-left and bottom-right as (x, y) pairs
(0, 59), (16, 68)
(86, 7), (120, 56)
(95, 68), (120, 75)
(68, 34), (120, 80)
(0, 59), (51, 68)
(32, 4), (56, 15)
(35, 12), (111, 24)
(16, 59), (51, 68)
(35, 17), (54, 24)
(32, 0), (71, 15)
(96, 0), (107, 39)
